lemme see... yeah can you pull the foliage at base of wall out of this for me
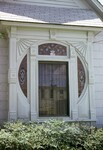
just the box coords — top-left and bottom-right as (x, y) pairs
(0, 120), (102, 150)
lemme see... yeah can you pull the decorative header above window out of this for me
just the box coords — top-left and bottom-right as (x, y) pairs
(39, 43), (67, 56)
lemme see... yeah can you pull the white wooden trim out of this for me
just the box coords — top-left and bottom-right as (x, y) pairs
(30, 44), (38, 121)
(15, 37), (91, 121)
(69, 46), (78, 120)
(8, 27), (17, 120)
(28, 41), (81, 120)
(87, 32), (96, 120)
(29, 41), (72, 120)
(1, 21), (103, 32)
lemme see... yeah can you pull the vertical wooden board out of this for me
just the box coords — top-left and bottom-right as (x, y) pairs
(0, 39), (8, 122)
(93, 41), (103, 127)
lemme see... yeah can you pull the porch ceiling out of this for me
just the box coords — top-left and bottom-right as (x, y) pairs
(0, 2), (103, 28)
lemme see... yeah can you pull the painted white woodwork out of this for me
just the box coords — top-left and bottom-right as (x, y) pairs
(66, 41), (88, 67)
(17, 28), (87, 40)
(17, 39), (37, 60)
(77, 52), (89, 119)
(15, 27), (94, 122)
(16, 28), (88, 61)
(49, 29), (57, 40)
(69, 46), (78, 120)
(78, 90), (89, 119)
(17, 94), (29, 119)
(0, 39), (8, 122)
(87, 32), (96, 120)
(94, 31), (103, 44)
(30, 44), (38, 121)
(8, 27), (17, 120)
(93, 31), (103, 127)
(35, 41), (71, 120)
(17, 51), (29, 119)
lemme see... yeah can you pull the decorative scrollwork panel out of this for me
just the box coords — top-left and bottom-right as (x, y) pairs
(39, 43), (67, 56)
(77, 57), (86, 97)
(18, 55), (27, 97)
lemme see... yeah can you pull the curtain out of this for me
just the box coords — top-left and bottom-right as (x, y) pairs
(39, 62), (68, 117)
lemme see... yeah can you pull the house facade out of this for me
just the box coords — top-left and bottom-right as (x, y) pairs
(0, 0), (103, 127)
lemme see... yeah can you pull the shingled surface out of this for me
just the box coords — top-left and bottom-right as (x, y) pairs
(0, 2), (103, 27)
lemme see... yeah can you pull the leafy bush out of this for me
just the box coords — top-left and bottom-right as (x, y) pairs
(84, 128), (103, 150)
(0, 120), (100, 150)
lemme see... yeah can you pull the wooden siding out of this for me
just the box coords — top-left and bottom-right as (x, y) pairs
(93, 32), (103, 127)
(0, 39), (8, 123)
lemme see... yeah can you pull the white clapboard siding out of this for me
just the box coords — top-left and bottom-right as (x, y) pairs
(0, 39), (8, 122)
(1, 0), (90, 9)
(93, 31), (103, 127)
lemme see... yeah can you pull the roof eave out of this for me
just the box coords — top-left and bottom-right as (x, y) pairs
(1, 20), (103, 32)
(86, 0), (103, 20)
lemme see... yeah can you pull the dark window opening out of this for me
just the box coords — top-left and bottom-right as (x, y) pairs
(39, 62), (69, 117)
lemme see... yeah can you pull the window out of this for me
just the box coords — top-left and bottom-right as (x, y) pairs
(39, 62), (69, 117)
(18, 43), (86, 118)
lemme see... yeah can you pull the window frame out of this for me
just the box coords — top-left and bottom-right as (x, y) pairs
(35, 42), (70, 119)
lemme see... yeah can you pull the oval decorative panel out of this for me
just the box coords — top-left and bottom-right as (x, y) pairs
(18, 55), (27, 97)
(77, 57), (86, 97)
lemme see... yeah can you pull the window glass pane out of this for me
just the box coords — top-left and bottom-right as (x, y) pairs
(77, 57), (85, 97)
(18, 55), (27, 97)
(39, 62), (69, 117)
(39, 43), (67, 56)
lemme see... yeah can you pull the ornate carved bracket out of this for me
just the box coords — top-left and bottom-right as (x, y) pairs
(17, 39), (37, 59)
(66, 41), (88, 64)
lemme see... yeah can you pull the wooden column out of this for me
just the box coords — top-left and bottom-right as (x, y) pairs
(30, 44), (38, 121)
(8, 27), (17, 120)
(87, 32), (96, 120)
(69, 46), (78, 120)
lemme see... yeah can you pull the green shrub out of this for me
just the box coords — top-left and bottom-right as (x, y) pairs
(84, 128), (103, 150)
(0, 120), (96, 150)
